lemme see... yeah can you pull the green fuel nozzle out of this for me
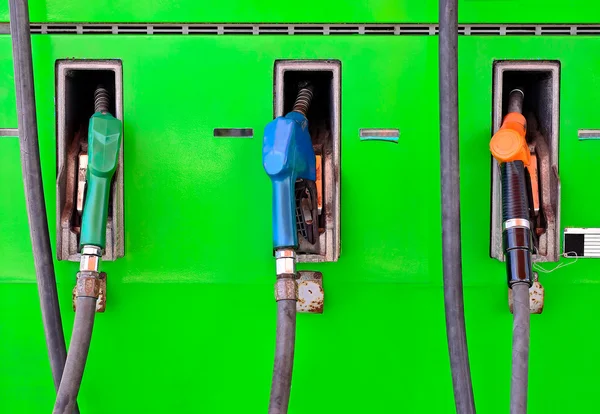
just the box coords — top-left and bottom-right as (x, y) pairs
(79, 86), (122, 251)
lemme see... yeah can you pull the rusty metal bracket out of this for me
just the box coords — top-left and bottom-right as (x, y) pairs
(72, 272), (107, 312)
(509, 273), (544, 314)
(296, 271), (324, 314)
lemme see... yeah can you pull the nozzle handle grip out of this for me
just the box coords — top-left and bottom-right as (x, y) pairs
(263, 113), (316, 251)
(80, 112), (122, 249)
(80, 175), (111, 248)
(271, 175), (297, 249)
(501, 161), (533, 287)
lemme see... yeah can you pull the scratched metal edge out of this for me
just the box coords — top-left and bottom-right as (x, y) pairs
(578, 129), (600, 140)
(0, 128), (18, 137)
(359, 128), (400, 143)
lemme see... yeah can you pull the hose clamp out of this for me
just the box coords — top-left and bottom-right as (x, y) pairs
(275, 249), (296, 276)
(503, 218), (531, 231)
(275, 249), (296, 259)
(81, 245), (102, 256)
(80, 244), (102, 272)
(76, 271), (101, 299)
(275, 278), (297, 301)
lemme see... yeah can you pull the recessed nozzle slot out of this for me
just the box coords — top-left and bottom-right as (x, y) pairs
(491, 61), (561, 263)
(275, 60), (341, 263)
(56, 60), (124, 261)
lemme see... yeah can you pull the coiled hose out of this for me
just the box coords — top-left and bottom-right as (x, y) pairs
(53, 296), (97, 414)
(268, 298), (297, 414)
(439, 0), (476, 412)
(266, 84), (314, 414)
(8, 1), (78, 412)
(501, 161), (533, 414)
(511, 284), (530, 414)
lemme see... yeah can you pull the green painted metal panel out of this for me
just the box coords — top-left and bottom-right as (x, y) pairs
(458, 36), (600, 414)
(2, 33), (600, 413)
(1, 1), (599, 23)
(0, 35), (442, 286)
(458, 36), (600, 286)
(0, 48), (16, 126)
(0, 35), (448, 412)
(460, 1), (600, 24)
(0, 1), (437, 23)
(0, 44), (32, 283)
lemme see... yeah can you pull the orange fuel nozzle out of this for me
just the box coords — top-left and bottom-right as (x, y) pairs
(490, 112), (529, 166)
(490, 112), (530, 166)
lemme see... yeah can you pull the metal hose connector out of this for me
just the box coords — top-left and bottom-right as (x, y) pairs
(94, 85), (110, 114)
(292, 83), (314, 117)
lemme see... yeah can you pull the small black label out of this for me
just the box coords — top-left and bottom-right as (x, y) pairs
(213, 128), (253, 138)
(564, 233), (585, 257)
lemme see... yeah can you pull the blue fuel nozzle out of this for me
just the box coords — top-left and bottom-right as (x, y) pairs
(263, 87), (316, 250)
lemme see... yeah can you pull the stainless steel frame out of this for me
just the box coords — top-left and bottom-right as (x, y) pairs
(491, 61), (560, 262)
(56, 60), (124, 261)
(274, 60), (341, 263)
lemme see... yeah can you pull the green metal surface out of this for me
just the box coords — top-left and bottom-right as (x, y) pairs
(0, 1), (598, 23)
(0, 1), (436, 24)
(1, 33), (600, 413)
(459, 1), (600, 23)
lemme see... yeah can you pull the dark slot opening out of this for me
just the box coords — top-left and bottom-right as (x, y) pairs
(62, 69), (117, 237)
(493, 62), (560, 261)
(282, 69), (334, 255)
(501, 70), (554, 142)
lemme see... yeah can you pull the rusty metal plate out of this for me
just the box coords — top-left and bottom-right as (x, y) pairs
(509, 275), (544, 314)
(296, 271), (323, 314)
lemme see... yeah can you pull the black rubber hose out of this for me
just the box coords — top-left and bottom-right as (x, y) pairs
(53, 298), (97, 414)
(510, 283), (530, 414)
(439, 1), (476, 413)
(501, 161), (532, 413)
(8, 2), (77, 412)
(501, 161), (533, 286)
(268, 299), (297, 414)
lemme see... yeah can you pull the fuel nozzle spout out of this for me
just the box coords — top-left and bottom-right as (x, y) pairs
(79, 86), (123, 251)
(490, 87), (533, 287)
(263, 83), (317, 250)
(291, 83), (314, 117)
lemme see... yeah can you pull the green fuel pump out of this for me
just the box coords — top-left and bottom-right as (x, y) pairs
(53, 86), (123, 414)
